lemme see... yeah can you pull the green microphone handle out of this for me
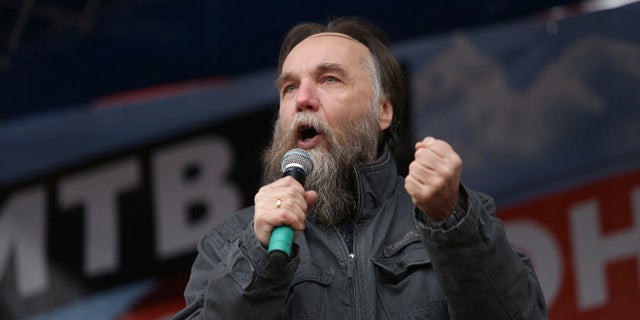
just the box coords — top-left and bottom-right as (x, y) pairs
(267, 166), (307, 264)
(267, 225), (294, 265)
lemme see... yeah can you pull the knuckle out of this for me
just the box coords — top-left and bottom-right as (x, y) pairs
(274, 210), (289, 222)
(434, 175), (447, 188)
(408, 161), (419, 173)
(440, 165), (454, 178)
(451, 154), (462, 168)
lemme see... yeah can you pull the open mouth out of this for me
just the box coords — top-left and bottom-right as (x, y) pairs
(299, 125), (319, 141)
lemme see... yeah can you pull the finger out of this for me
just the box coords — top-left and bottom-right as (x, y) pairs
(422, 139), (458, 161)
(415, 136), (436, 149)
(407, 164), (448, 195)
(280, 198), (307, 230)
(404, 174), (421, 194)
(278, 189), (318, 229)
(417, 142), (462, 175)
(404, 174), (436, 201)
(407, 160), (433, 185)
(255, 183), (307, 222)
(413, 146), (442, 169)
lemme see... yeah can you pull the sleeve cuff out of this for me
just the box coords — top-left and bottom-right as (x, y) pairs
(237, 223), (298, 286)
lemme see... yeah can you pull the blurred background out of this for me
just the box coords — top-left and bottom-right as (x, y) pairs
(1, 0), (639, 319)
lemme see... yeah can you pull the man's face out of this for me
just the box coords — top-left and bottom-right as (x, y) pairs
(276, 33), (387, 152)
(262, 33), (391, 225)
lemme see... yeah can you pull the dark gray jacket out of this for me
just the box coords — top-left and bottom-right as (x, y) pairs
(173, 152), (547, 319)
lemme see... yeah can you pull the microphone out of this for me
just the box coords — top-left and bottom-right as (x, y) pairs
(267, 148), (314, 265)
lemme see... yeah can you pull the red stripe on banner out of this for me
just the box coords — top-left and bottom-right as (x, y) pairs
(117, 273), (189, 320)
(92, 77), (231, 109)
(500, 168), (640, 319)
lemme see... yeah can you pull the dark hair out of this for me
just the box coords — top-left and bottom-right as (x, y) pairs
(277, 16), (407, 152)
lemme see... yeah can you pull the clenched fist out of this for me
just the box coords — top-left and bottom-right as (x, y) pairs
(405, 137), (462, 222)
(253, 176), (319, 248)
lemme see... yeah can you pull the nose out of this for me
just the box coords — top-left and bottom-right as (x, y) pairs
(295, 81), (320, 113)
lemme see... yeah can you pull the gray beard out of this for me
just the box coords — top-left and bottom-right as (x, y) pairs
(261, 109), (381, 226)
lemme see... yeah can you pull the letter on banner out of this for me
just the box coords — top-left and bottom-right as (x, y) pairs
(570, 187), (640, 310)
(59, 158), (140, 276)
(0, 186), (47, 297)
(152, 136), (241, 259)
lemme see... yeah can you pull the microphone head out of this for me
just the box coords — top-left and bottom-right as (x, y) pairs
(281, 148), (314, 176)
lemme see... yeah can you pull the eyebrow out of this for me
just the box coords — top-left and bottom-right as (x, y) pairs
(275, 63), (349, 90)
(315, 63), (348, 78)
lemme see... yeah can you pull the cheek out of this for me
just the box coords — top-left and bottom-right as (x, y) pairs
(325, 109), (359, 132)
(278, 101), (296, 120)
(337, 100), (370, 124)
(323, 106), (350, 128)
(327, 94), (365, 118)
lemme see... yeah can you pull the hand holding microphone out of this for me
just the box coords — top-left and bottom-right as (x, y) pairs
(253, 149), (316, 265)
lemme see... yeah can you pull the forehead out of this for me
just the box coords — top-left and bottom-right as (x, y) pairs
(282, 32), (372, 71)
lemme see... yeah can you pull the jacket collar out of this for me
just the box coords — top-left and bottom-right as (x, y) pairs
(353, 147), (399, 219)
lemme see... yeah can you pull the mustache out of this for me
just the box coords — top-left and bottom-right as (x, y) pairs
(271, 112), (336, 156)
(289, 112), (332, 137)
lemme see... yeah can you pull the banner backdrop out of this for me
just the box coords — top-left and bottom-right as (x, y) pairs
(1, 3), (639, 319)
(400, 3), (640, 319)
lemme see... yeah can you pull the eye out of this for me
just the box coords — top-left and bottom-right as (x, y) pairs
(323, 76), (337, 84)
(282, 84), (297, 95)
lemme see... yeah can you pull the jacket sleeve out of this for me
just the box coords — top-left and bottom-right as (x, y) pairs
(172, 209), (298, 320)
(416, 185), (548, 320)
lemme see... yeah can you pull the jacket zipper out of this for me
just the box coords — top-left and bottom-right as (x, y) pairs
(334, 166), (363, 319)
(351, 166), (362, 320)
(353, 165), (362, 221)
(334, 224), (358, 319)
(348, 250), (359, 320)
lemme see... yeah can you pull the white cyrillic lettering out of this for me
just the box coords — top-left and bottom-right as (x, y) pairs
(152, 136), (241, 259)
(0, 186), (47, 297)
(570, 187), (640, 310)
(59, 158), (140, 276)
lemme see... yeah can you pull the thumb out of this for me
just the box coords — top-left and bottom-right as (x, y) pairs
(305, 190), (319, 212)
(415, 136), (436, 150)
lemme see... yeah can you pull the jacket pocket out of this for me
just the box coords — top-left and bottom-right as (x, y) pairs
(279, 260), (332, 320)
(372, 240), (449, 320)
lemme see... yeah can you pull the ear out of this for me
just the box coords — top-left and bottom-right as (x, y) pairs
(377, 98), (394, 131)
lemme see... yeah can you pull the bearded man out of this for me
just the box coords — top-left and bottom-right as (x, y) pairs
(173, 16), (548, 320)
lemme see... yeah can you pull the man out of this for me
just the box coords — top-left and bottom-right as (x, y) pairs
(173, 16), (547, 319)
